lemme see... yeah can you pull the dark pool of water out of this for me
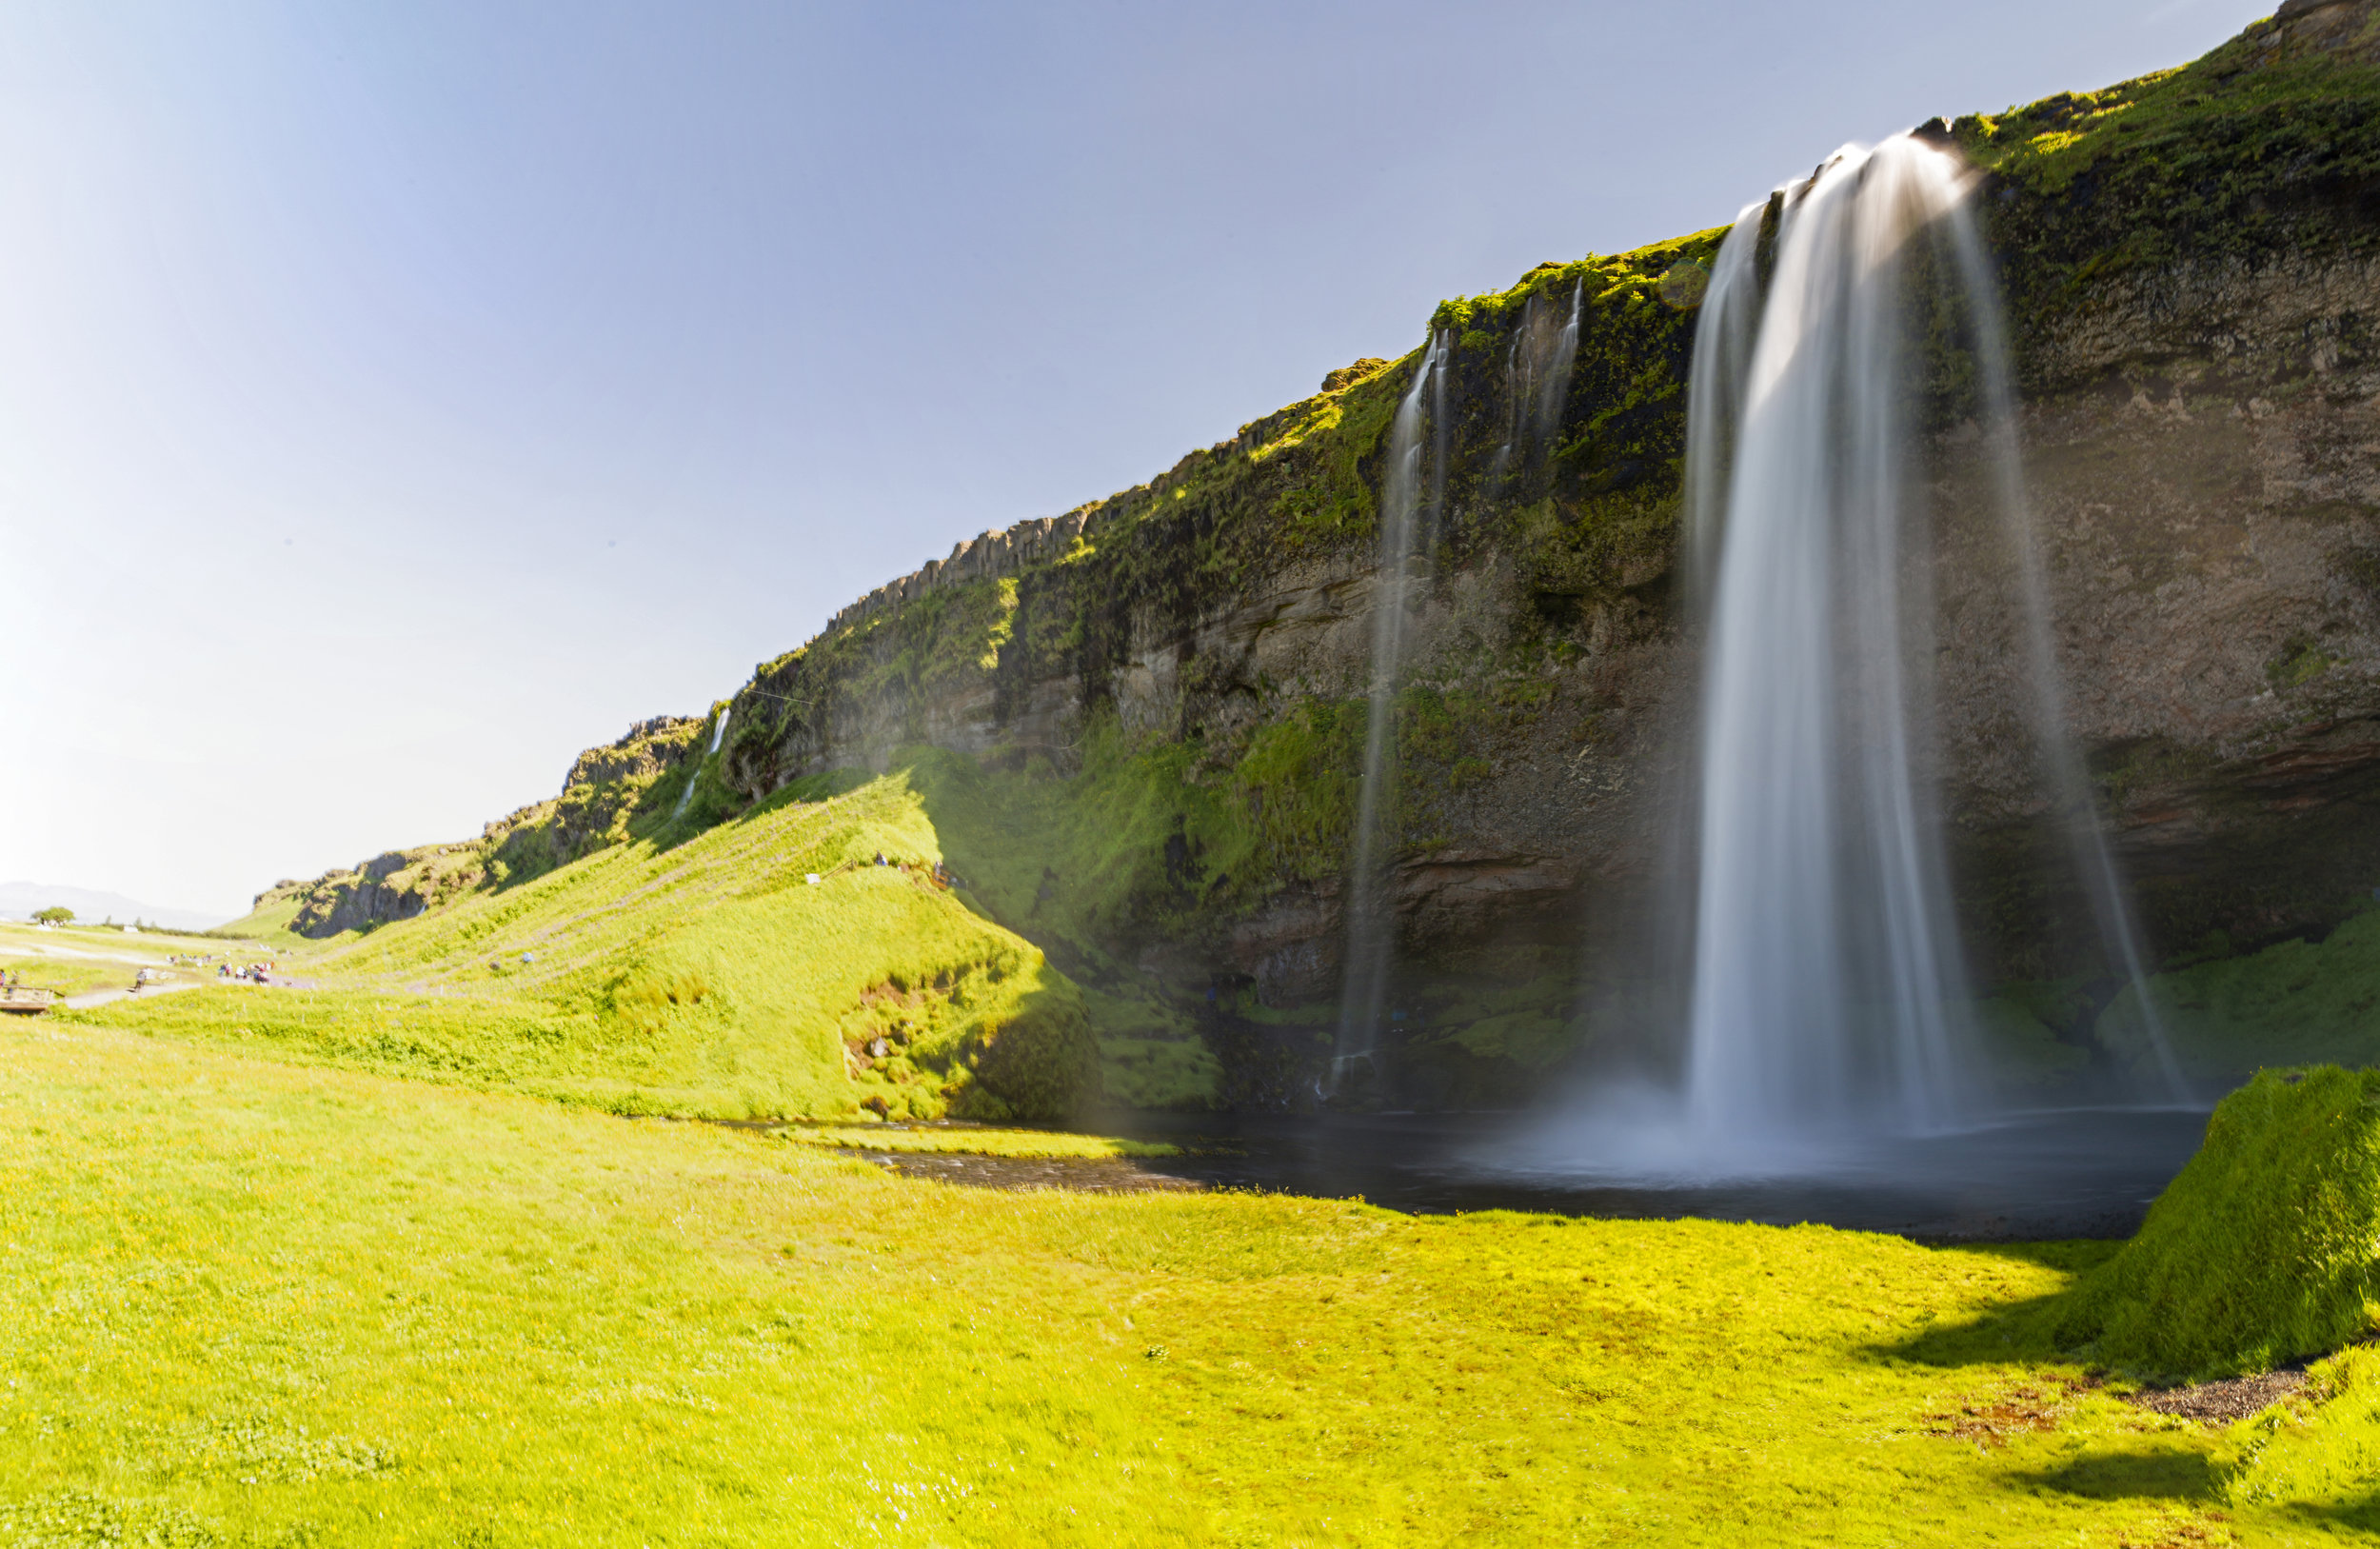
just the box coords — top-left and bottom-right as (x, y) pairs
(1100, 1105), (2213, 1241)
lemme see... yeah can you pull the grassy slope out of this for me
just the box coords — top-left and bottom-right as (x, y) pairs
(61, 772), (1095, 1123)
(900, 732), (1590, 1108)
(0, 923), (257, 998)
(5, 1017), (2375, 1545)
(2050, 1066), (2380, 1381)
(208, 895), (309, 947)
(0, 955), (127, 998)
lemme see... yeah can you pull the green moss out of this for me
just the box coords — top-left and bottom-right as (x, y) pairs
(770, 1122), (1179, 1158)
(2268, 633), (2344, 691)
(889, 728), (1261, 1107)
(2097, 908), (2380, 1085)
(1231, 699), (1364, 879)
(1969, 996), (2095, 1093)
(2047, 1065), (2380, 1381)
(1262, 364), (1406, 550)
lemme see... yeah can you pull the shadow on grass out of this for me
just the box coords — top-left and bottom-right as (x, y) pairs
(2007, 1447), (2217, 1503)
(1868, 1239), (2122, 1370)
(2284, 1491), (2380, 1534)
(644, 766), (869, 856)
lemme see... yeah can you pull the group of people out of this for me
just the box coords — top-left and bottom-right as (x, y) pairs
(216, 961), (277, 983)
(867, 852), (962, 890)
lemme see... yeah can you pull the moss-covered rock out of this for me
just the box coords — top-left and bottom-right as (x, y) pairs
(2050, 1065), (2380, 1380)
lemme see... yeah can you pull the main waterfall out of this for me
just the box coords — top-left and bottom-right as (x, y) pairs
(1685, 141), (1973, 1139)
(1680, 137), (2183, 1147)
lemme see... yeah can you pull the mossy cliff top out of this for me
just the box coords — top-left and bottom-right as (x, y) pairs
(1954, 0), (2380, 379)
(2049, 1064), (2380, 1381)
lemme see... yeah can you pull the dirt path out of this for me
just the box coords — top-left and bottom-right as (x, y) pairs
(62, 980), (208, 1010)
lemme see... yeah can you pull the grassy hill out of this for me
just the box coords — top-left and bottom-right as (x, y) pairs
(71, 768), (1099, 1122)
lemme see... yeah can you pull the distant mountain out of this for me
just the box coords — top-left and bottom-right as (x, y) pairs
(0, 882), (228, 932)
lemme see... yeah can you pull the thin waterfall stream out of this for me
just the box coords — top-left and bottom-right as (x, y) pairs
(1332, 332), (1447, 1092)
(669, 711), (730, 822)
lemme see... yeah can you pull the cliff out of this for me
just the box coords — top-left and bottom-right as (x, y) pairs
(254, 715), (708, 934)
(262, 4), (2380, 1110)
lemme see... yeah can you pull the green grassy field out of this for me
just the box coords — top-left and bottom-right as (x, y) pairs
(0, 954), (128, 997)
(5, 1014), (2376, 1546)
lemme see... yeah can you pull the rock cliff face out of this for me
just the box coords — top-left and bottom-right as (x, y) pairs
(256, 716), (707, 931)
(268, 7), (2380, 1106)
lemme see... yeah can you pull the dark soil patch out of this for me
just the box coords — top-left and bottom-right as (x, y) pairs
(863, 1151), (1206, 1194)
(1928, 1374), (2103, 1447)
(2127, 1368), (2308, 1423)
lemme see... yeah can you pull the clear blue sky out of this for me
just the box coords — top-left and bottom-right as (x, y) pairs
(1, 0), (2261, 920)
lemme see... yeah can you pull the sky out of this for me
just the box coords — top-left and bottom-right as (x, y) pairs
(1, 0), (2264, 921)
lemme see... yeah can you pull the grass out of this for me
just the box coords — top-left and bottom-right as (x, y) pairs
(0, 955), (129, 998)
(209, 893), (317, 949)
(60, 771), (1097, 1122)
(1962, 16), (2380, 333)
(2220, 1346), (2380, 1528)
(6, 1015), (2379, 1544)
(771, 1123), (1180, 1159)
(0, 923), (257, 999)
(2046, 1066), (2380, 1382)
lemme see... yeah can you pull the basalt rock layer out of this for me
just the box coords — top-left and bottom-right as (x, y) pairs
(266, 8), (2380, 1108)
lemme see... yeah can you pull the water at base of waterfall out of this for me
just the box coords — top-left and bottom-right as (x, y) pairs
(1096, 1105), (2210, 1240)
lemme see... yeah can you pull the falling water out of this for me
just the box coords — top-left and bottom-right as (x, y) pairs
(1937, 214), (2192, 1104)
(1532, 279), (1582, 456)
(1682, 200), (1770, 606)
(1333, 332), (1448, 1090)
(669, 711), (731, 822)
(1487, 281), (1582, 490)
(1687, 140), (1986, 1141)
(1682, 136), (2184, 1147)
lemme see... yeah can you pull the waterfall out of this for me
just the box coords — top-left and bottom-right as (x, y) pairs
(669, 711), (730, 822)
(1487, 281), (1582, 491)
(1936, 212), (2192, 1105)
(1532, 279), (1582, 456)
(1682, 200), (1770, 606)
(1685, 140), (1981, 1142)
(1681, 136), (2184, 1146)
(1333, 332), (1447, 1091)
